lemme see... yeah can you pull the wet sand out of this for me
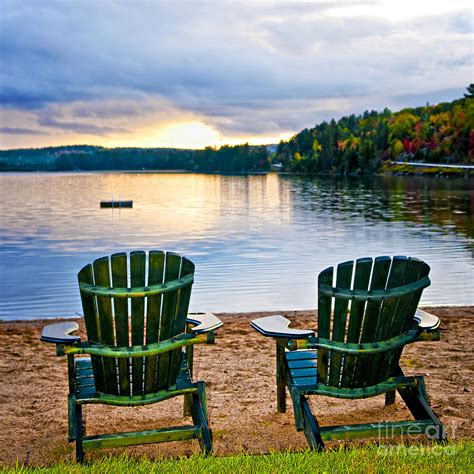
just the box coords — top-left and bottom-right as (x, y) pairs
(0, 306), (472, 466)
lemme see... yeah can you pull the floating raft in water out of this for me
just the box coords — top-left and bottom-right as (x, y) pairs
(100, 200), (133, 208)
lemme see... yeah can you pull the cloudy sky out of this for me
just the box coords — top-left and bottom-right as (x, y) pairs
(0, 0), (472, 149)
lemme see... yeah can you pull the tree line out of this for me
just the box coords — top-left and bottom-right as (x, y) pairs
(1, 86), (472, 174)
(274, 85), (473, 174)
(0, 144), (269, 173)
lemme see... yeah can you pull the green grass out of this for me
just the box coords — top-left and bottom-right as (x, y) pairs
(6, 441), (473, 474)
(381, 163), (474, 176)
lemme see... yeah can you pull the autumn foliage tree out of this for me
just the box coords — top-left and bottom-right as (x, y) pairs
(274, 87), (473, 173)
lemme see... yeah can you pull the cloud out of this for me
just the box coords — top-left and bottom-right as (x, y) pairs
(0, 127), (47, 135)
(37, 116), (130, 136)
(0, 1), (472, 148)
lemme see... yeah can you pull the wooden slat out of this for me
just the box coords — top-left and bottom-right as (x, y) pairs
(397, 258), (429, 334)
(76, 358), (92, 369)
(76, 369), (94, 379)
(111, 252), (130, 396)
(370, 256), (409, 384)
(328, 260), (353, 387)
(377, 256), (409, 339)
(77, 376), (95, 389)
(76, 357), (94, 395)
(384, 258), (430, 379)
(286, 358), (318, 370)
(360, 256), (392, 341)
(130, 251), (146, 396)
(292, 377), (317, 388)
(156, 252), (181, 390)
(77, 384), (97, 400)
(317, 267), (333, 385)
(144, 250), (165, 393)
(82, 425), (200, 451)
(352, 256), (391, 387)
(93, 256), (118, 395)
(320, 420), (434, 441)
(168, 256), (195, 386)
(341, 257), (372, 387)
(290, 367), (317, 379)
(285, 350), (317, 361)
(78, 264), (105, 392)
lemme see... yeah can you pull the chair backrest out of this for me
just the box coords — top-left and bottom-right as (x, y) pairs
(317, 256), (430, 389)
(77, 250), (195, 396)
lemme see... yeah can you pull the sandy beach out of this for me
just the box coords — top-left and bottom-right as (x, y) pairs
(0, 306), (472, 466)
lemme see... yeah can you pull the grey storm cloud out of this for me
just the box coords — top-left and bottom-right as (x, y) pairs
(0, 0), (472, 141)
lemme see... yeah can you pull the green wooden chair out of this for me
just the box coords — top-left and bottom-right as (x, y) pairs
(251, 256), (444, 449)
(41, 250), (223, 462)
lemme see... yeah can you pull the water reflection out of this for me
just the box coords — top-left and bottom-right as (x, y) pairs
(286, 175), (473, 240)
(0, 172), (472, 320)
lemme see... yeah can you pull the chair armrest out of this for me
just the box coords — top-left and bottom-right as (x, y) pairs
(414, 309), (440, 331)
(186, 312), (223, 333)
(251, 315), (315, 339)
(40, 321), (81, 344)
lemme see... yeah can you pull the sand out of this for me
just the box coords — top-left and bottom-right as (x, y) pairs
(0, 307), (472, 466)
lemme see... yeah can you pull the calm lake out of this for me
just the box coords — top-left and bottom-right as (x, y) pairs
(0, 172), (472, 320)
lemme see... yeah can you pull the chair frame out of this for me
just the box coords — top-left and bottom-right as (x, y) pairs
(42, 314), (222, 461)
(252, 256), (445, 449)
(41, 250), (222, 462)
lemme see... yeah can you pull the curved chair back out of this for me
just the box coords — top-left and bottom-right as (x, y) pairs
(78, 251), (195, 396)
(317, 256), (430, 389)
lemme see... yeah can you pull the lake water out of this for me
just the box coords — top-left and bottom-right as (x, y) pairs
(0, 172), (472, 320)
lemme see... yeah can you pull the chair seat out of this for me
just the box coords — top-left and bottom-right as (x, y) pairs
(75, 352), (196, 404)
(285, 350), (419, 398)
(285, 350), (318, 388)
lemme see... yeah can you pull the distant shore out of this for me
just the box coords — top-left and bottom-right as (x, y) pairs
(0, 169), (474, 178)
(1, 167), (473, 177)
(1, 306), (472, 466)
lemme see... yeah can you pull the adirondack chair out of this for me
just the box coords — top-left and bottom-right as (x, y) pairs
(41, 251), (223, 461)
(251, 256), (444, 449)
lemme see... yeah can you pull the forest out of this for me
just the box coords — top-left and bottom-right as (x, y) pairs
(274, 85), (473, 174)
(1, 86), (472, 174)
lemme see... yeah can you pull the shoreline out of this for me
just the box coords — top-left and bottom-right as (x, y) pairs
(1, 306), (472, 466)
(1, 304), (472, 324)
(1, 169), (473, 177)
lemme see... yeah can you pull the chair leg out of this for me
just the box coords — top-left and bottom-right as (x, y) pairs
(300, 396), (324, 451)
(276, 340), (287, 413)
(289, 386), (304, 431)
(184, 343), (194, 417)
(68, 395), (76, 441)
(385, 390), (396, 406)
(183, 394), (192, 417)
(191, 382), (212, 454)
(398, 376), (446, 441)
(74, 403), (84, 463)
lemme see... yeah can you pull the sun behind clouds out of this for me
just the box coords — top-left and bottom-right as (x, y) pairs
(106, 121), (293, 149)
